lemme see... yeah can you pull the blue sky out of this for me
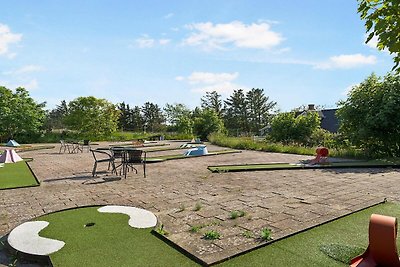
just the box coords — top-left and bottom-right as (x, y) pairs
(0, 0), (394, 111)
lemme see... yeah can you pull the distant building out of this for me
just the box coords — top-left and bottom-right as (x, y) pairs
(299, 104), (339, 133)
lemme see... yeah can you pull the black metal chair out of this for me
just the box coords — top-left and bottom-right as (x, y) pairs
(90, 149), (115, 177)
(110, 147), (125, 174)
(121, 149), (146, 178)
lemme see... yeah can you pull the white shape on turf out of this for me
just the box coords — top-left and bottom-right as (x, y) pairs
(7, 221), (65, 255)
(98, 205), (157, 228)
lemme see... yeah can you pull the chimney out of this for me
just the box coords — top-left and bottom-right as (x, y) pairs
(308, 104), (315, 110)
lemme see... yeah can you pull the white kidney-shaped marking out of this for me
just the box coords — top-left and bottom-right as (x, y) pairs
(98, 205), (157, 228)
(8, 221), (65, 255)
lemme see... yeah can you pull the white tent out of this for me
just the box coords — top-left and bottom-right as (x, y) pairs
(6, 139), (20, 147)
(0, 149), (23, 163)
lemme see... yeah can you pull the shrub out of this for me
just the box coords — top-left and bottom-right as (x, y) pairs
(203, 230), (221, 240)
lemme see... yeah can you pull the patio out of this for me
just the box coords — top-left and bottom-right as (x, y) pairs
(1, 141), (400, 265)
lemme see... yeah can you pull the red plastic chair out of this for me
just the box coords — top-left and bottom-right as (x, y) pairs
(350, 214), (400, 267)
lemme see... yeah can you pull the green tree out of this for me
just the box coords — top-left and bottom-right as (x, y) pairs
(224, 89), (249, 135)
(193, 109), (225, 140)
(142, 102), (165, 132)
(0, 86), (45, 142)
(44, 100), (68, 131)
(117, 102), (130, 131)
(64, 96), (120, 139)
(358, 0), (400, 72)
(269, 111), (320, 145)
(246, 88), (277, 133)
(337, 73), (400, 156)
(201, 91), (223, 116)
(130, 106), (144, 131)
(164, 103), (193, 134)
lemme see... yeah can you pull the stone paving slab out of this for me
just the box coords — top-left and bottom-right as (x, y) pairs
(1, 141), (400, 265)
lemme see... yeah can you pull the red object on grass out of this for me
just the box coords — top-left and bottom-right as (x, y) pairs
(350, 214), (400, 267)
(309, 147), (329, 164)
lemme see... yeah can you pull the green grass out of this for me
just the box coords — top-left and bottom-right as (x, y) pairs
(208, 133), (371, 159)
(208, 160), (400, 173)
(218, 202), (400, 266)
(37, 206), (197, 267)
(0, 161), (39, 190)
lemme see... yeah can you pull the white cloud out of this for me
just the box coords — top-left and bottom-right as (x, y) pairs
(3, 65), (43, 75)
(135, 35), (155, 48)
(159, 39), (171, 45)
(0, 23), (22, 57)
(164, 13), (174, 19)
(176, 71), (245, 94)
(187, 71), (239, 85)
(183, 21), (283, 50)
(315, 54), (377, 69)
(0, 78), (39, 91)
(22, 79), (39, 90)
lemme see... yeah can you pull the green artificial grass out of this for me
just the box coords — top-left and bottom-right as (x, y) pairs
(0, 161), (39, 190)
(37, 207), (198, 267)
(208, 160), (400, 173)
(218, 202), (400, 266)
(147, 150), (241, 162)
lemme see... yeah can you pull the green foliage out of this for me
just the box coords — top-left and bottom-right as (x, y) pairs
(337, 73), (400, 157)
(0, 86), (46, 143)
(229, 210), (246, 219)
(260, 227), (272, 241)
(190, 225), (203, 233)
(203, 230), (221, 240)
(64, 96), (120, 139)
(201, 91), (223, 117)
(142, 102), (165, 132)
(155, 224), (169, 236)
(358, 0), (400, 72)
(44, 100), (68, 131)
(246, 88), (277, 133)
(223, 88), (276, 135)
(242, 230), (254, 238)
(193, 109), (225, 140)
(269, 111), (320, 145)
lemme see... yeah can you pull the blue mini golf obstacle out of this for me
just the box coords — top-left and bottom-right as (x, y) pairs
(184, 145), (208, 156)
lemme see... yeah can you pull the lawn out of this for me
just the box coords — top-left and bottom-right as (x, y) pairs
(219, 202), (400, 266)
(208, 160), (400, 173)
(13, 203), (400, 266)
(37, 207), (198, 267)
(0, 161), (39, 190)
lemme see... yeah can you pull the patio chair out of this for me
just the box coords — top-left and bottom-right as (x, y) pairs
(80, 139), (91, 152)
(90, 149), (115, 177)
(121, 149), (146, 179)
(110, 147), (125, 174)
(59, 140), (71, 154)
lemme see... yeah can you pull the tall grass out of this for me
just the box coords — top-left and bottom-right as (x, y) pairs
(208, 133), (371, 159)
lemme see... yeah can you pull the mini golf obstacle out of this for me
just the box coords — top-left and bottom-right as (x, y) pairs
(0, 149), (23, 163)
(184, 145), (208, 156)
(6, 139), (20, 147)
(351, 214), (400, 267)
(6, 205), (196, 266)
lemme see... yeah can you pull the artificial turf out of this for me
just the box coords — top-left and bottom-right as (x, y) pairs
(218, 202), (400, 266)
(208, 160), (400, 173)
(37, 207), (197, 267)
(147, 150), (241, 162)
(0, 161), (39, 190)
(22, 203), (400, 266)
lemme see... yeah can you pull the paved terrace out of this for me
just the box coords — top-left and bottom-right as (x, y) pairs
(1, 141), (400, 265)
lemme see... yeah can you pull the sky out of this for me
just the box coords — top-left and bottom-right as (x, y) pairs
(0, 0), (394, 111)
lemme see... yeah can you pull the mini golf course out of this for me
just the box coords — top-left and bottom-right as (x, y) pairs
(208, 160), (400, 173)
(0, 160), (39, 190)
(146, 150), (241, 163)
(6, 202), (400, 266)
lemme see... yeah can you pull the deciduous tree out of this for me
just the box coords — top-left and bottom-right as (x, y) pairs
(358, 0), (400, 72)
